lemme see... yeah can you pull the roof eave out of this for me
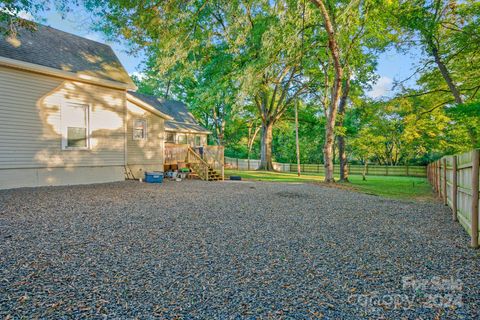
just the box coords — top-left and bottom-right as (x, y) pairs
(127, 93), (174, 120)
(0, 56), (136, 90)
(164, 127), (212, 135)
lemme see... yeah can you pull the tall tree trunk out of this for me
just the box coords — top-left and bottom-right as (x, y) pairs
(164, 78), (171, 99)
(430, 43), (462, 104)
(247, 124), (260, 156)
(362, 160), (368, 181)
(324, 124), (336, 181)
(212, 106), (224, 145)
(219, 119), (225, 146)
(430, 40), (477, 146)
(310, 0), (343, 182)
(254, 67), (302, 171)
(247, 123), (260, 170)
(337, 76), (350, 182)
(259, 122), (274, 171)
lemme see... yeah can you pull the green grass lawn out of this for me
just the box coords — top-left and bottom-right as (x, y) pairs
(224, 169), (433, 201)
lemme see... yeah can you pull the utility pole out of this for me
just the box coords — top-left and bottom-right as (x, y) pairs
(295, 100), (301, 177)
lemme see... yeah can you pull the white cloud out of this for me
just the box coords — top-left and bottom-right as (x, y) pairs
(129, 71), (146, 80)
(367, 76), (393, 99)
(0, 8), (34, 21)
(17, 10), (34, 21)
(84, 33), (102, 42)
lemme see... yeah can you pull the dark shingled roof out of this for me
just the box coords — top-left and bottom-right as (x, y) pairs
(0, 21), (134, 86)
(128, 91), (210, 134)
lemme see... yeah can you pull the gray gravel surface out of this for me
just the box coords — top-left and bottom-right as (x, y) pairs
(0, 180), (479, 319)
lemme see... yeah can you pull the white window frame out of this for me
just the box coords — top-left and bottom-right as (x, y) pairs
(133, 118), (148, 141)
(61, 102), (91, 151)
(166, 132), (176, 143)
(177, 133), (187, 145)
(194, 135), (202, 146)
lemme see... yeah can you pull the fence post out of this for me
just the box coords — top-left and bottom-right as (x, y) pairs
(439, 161), (442, 197)
(432, 162), (435, 192)
(430, 163), (435, 187)
(443, 158), (448, 205)
(428, 164), (431, 183)
(236, 158), (239, 170)
(437, 160), (441, 197)
(452, 156), (458, 221)
(386, 166), (389, 176)
(430, 163), (433, 186)
(471, 149), (479, 248)
(437, 161), (441, 196)
(433, 162), (436, 192)
(406, 165), (409, 176)
(430, 163), (435, 186)
(438, 160), (441, 196)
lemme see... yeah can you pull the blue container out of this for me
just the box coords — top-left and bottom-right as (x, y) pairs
(145, 171), (164, 183)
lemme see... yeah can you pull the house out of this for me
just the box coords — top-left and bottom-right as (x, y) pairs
(127, 91), (211, 147)
(126, 92), (223, 180)
(0, 21), (223, 190)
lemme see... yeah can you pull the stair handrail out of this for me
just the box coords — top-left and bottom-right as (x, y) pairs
(187, 147), (213, 180)
(187, 146), (211, 168)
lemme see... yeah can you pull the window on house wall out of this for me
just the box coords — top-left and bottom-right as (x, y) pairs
(61, 103), (89, 150)
(166, 132), (175, 143)
(133, 119), (147, 140)
(188, 134), (195, 146)
(177, 134), (187, 144)
(195, 135), (202, 146)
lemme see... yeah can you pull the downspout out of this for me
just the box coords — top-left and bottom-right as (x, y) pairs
(124, 90), (128, 172)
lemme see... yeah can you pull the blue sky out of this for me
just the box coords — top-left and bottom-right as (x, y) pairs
(22, 9), (420, 99)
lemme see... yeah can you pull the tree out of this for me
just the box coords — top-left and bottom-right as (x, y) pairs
(309, 0), (343, 182)
(306, 0), (393, 182)
(253, 67), (309, 170)
(1, 1), (48, 35)
(91, 0), (315, 171)
(350, 127), (385, 180)
(394, 0), (480, 147)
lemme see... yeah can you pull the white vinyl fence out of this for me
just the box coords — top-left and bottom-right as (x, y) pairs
(225, 157), (290, 172)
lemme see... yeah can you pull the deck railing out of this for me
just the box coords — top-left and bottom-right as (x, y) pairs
(165, 144), (224, 176)
(164, 144), (189, 165)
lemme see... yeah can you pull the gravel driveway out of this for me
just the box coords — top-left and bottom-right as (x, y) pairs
(1, 180), (479, 319)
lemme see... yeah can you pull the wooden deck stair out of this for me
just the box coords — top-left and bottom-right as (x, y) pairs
(186, 147), (222, 181)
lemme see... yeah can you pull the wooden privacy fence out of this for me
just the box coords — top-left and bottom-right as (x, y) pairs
(225, 157), (427, 177)
(427, 149), (479, 248)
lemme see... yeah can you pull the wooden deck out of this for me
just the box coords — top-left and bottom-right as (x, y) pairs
(164, 144), (224, 180)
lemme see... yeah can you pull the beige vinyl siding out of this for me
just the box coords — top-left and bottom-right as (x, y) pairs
(0, 65), (126, 169)
(0, 166), (125, 190)
(126, 100), (165, 167)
